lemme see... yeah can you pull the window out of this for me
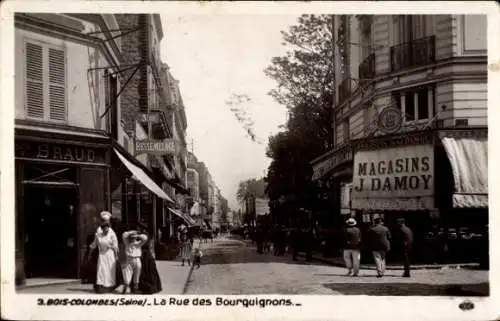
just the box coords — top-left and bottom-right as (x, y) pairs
(394, 86), (435, 122)
(394, 15), (427, 45)
(405, 93), (415, 121)
(25, 41), (66, 122)
(343, 120), (350, 141)
(359, 16), (373, 61)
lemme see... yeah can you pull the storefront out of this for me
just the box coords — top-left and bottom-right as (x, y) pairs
(15, 129), (111, 283)
(349, 129), (488, 263)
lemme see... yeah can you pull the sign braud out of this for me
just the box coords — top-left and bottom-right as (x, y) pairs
(351, 144), (434, 207)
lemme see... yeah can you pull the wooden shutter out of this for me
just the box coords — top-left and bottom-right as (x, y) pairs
(25, 42), (44, 118)
(48, 48), (66, 121)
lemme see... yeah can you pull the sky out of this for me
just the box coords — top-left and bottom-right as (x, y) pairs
(161, 15), (300, 210)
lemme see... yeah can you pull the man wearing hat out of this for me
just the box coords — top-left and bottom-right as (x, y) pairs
(342, 218), (362, 276)
(369, 215), (391, 277)
(396, 218), (413, 277)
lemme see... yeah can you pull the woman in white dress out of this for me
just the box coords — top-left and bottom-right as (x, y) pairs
(90, 212), (118, 293)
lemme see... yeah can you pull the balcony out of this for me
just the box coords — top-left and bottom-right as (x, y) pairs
(358, 53), (376, 84)
(337, 77), (351, 105)
(390, 36), (436, 72)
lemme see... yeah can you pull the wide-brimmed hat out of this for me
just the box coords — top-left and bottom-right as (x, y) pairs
(346, 218), (356, 226)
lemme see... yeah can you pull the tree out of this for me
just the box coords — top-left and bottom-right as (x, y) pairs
(236, 178), (266, 205)
(264, 14), (334, 144)
(264, 14), (335, 227)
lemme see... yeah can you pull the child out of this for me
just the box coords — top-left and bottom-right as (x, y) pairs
(121, 230), (148, 294)
(192, 247), (203, 269)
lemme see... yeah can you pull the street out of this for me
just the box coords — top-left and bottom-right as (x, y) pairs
(17, 235), (488, 296)
(185, 236), (489, 296)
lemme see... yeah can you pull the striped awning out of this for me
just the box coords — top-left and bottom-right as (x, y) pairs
(168, 208), (198, 226)
(441, 136), (488, 208)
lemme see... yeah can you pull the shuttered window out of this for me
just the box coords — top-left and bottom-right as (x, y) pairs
(25, 41), (66, 122)
(26, 43), (44, 118)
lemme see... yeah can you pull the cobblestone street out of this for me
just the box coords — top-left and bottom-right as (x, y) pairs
(185, 236), (489, 296)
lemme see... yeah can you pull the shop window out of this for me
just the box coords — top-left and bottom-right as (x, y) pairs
(25, 41), (66, 122)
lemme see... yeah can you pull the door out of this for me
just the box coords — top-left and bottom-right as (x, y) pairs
(24, 186), (78, 278)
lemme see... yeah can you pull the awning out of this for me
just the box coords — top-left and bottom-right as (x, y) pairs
(168, 207), (198, 226)
(311, 144), (353, 181)
(441, 137), (488, 208)
(114, 148), (174, 203)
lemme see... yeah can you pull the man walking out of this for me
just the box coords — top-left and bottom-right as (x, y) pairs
(369, 216), (391, 278)
(342, 218), (362, 276)
(396, 218), (413, 277)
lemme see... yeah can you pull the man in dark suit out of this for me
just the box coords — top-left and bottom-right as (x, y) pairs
(369, 216), (391, 278)
(396, 218), (413, 277)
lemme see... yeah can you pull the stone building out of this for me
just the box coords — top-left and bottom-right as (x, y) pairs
(311, 15), (487, 263)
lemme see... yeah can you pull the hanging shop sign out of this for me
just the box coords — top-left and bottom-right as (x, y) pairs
(15, 141), (106, 164)
(135, 139), (176, 155)
(351, 144), (434, 210)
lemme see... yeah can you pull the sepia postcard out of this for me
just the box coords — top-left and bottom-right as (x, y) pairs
(1, 1), (499, 321)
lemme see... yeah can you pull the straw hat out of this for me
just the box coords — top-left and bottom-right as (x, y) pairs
(100, 211), (112, 222)
(346, 218), (357, 226)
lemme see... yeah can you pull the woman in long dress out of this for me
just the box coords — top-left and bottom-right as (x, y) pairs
(179, 233), (192, 267)
(136, 222), (162, 294)
(89, 221), (119, 293)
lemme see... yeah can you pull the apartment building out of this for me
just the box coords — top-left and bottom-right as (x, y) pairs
(14, 13), (134, 283)
(311, 15), (487, 263)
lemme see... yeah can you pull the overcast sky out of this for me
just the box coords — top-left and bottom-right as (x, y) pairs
(161, 15), (300, 210)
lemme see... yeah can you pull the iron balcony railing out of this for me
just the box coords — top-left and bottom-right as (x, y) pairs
(390, 35), (436, 72)
(338, 77), (351, 105)
(358, 53), (376, 84)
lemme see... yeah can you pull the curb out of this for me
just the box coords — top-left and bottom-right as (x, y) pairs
(181, 238), (202, 294)
(302, 254), (481, 270)
(17, 280), (81, 290)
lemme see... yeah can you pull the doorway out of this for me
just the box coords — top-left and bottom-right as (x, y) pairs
(24, 185), (78, 278)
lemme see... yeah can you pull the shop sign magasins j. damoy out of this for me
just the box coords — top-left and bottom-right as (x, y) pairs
(351, 144), (434, 210)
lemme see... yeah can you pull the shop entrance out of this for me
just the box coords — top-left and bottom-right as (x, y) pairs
(23, 166), (78, 279)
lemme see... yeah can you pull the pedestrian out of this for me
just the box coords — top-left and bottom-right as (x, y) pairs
(121, 228), (148, 294)
(89, 213), (119, 293)
(136, 222), (162, 294)
(192, 246), (203, 269)
(396, 218), (413, 278)
(369, 216), (391, 278)
(342, 218), (362, 276)
(179, 234), (192, 266)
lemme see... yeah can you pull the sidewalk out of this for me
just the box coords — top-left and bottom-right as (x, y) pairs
(302, 252), (481, 271)
(229, 235), (482, 271)
(18, 255), (196, 295)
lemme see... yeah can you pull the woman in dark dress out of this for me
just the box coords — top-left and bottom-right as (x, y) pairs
(82, 233), (99, 289)
(137, 222), (162, 294)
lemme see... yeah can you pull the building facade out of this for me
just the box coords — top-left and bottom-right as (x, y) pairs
(312, 15), (487, 263)
(113, 14), (178, 246)
(14, 13), (126, 283)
